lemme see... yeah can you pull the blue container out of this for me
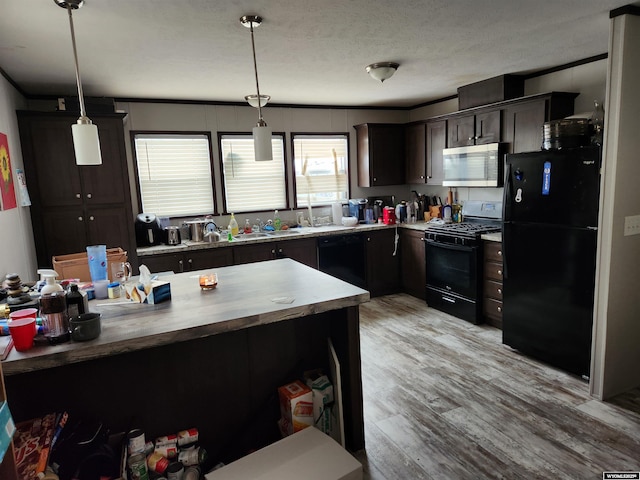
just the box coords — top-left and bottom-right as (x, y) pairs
(86, 245), (108, 283)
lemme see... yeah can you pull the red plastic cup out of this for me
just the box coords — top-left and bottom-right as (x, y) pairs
(9, 308), (38, 336)
(8, 317), (36, 352)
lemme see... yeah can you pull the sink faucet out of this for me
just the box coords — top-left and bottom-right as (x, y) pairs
(307, 205), (314, 227)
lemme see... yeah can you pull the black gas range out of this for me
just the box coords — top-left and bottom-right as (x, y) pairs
(425, 201), (502, 324)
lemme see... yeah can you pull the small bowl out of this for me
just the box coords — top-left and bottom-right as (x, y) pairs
(70, 312), (101, 342)
(341, 216), (359, 227)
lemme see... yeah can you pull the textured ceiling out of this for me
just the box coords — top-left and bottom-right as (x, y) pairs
(0, 0), (637, 108)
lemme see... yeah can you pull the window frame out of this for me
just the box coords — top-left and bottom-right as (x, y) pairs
(130, 130), (218, 219)
(290, 132), (351, 208)
(217, 131), (289, 215)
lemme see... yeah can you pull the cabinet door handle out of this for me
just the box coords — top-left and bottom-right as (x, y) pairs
(420, 237), (424, 241)
(178, 259), (184, 273)
(86, 193), (92, 199)
(497, 269), (502, 276)
(271, 249), (276, 254)
(373, 177), (377, 182)
(468, 136), (474, 141)
(76, 193), (81, 199)
(497, 306), (502, 313)
(367, 237), (371, 242)
(278, 248), (283, 253)
(497, 250), (503, 256)
(89, 216), (95, 221)
(420, 175), (424, 179)
(78, 216), (83, 221)
(497, 288), (502, 295)
(426, 175), (432, 179)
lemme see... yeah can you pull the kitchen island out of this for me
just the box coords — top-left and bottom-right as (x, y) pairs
(2, 259), (369, 463)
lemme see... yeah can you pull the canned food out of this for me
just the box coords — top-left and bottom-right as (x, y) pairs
(147, 452), (170, 474)
(166, 462), (184, 480)
(156, 433), (178, 446)
(183, 466), (200, 480)
(177, 428), (198, 446)
(178, 447), (206, 466)
(127, 429), (146, 455)
(155, 443), (178, 459)
(144, 440), (154, 455)
(127, 452), (149, 480)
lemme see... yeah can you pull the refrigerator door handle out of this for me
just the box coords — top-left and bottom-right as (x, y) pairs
(502, 222), (510, 280)
(503, 162), (513, 222)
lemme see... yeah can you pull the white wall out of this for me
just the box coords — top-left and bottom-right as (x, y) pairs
(591, 13), (640, 399)
(0, 77), (37, 281)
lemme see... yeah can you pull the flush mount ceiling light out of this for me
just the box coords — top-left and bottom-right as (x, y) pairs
(54, 0), (102, 166)
(244, 94), (271, 108)
(240, 14), (272, 161)
(365, 62), (400, 83)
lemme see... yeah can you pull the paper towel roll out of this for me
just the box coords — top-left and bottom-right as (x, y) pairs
(332, 202), (343, 225)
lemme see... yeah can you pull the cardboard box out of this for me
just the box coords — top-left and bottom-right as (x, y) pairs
(0, 401), (16, 463)
(52, 248), (127, 282)
(278, 380), (313, 436)
(308, 375), (334, 436)
(124, 280), (171, 305)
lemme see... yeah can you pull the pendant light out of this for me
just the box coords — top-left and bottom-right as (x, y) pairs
(240, 15), (273, 161)
(55, 0), (102, 166)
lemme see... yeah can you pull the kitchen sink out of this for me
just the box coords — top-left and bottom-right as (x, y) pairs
(233, 232), (272, 240)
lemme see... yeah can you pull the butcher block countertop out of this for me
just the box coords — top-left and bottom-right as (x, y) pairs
(2, 259), (370, 376)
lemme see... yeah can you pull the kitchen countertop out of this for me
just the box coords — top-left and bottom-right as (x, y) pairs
(481, 232), (502, 243)
(1, 258), (370, 375)
(138, 221), (435, 256)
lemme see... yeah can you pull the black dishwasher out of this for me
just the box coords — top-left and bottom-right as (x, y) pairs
(317, 234), (366, 288)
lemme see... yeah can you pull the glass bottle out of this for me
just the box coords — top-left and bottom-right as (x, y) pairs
(274, 210), (281, 231)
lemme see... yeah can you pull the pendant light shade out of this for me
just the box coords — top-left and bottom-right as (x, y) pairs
(55, 0), (102, 166)
(72, 122), (102, 166)
(240, 14), (273, 161)
(253, 124), (273, 162)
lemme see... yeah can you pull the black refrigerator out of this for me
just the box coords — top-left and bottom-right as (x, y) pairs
(502, 146), (601, 378)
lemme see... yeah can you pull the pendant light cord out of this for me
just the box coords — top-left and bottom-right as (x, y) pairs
(248, 22), (265, 125)
(66, 4), (88, 120)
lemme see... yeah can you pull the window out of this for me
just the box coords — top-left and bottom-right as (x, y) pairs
(292, 134), (349, 207)
(220, 134), (286, 213)
(133, 133), (215, 217)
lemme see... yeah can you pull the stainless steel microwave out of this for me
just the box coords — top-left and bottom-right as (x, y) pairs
(442, 143), (506, 187)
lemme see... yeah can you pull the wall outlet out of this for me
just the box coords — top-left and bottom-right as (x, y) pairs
(623, 214), (640, 236)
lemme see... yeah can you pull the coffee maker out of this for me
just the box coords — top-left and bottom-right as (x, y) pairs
(348, 199), (367, 223)
(135, 213), (163, 247)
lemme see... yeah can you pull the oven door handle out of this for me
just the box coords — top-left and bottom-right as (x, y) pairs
(426, 238), (476, 253)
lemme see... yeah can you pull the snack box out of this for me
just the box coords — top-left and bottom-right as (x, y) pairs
(277, 380), (313, 436)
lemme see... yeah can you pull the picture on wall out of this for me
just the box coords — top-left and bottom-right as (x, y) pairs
(0, 132), (17, 210)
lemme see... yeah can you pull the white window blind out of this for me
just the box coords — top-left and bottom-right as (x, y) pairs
(134, 134), (214, 217)
(220, 135), (286, 213)
(293, 135), (349, 207)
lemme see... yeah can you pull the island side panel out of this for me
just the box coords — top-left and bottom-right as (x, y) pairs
(330, 305), (365, 451)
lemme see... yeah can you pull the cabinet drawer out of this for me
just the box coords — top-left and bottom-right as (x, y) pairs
(484, 261), (503, 282)
(484, 242), (503, 263)
(483, 297), (503, 322)
(483, 279), (503, 300)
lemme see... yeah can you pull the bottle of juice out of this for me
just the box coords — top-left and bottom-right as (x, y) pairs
(244, 219), (252, 234)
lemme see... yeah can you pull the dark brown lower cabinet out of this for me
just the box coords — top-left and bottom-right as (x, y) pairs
(140, 248), (233, 274)
(365, 229), (401, 297)
(399, 229), (426, 300)
(483, 241), (504, 328)
(233, 238), (318, 269)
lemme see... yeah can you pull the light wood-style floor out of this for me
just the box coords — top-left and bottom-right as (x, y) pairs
(354, 294), (640, 479)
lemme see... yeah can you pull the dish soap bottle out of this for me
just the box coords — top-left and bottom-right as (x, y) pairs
(229, 213), (239, 236)
(274, 210), (281, 231)
(244, 218), (252, 234)
(41, 274), (63, 294)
